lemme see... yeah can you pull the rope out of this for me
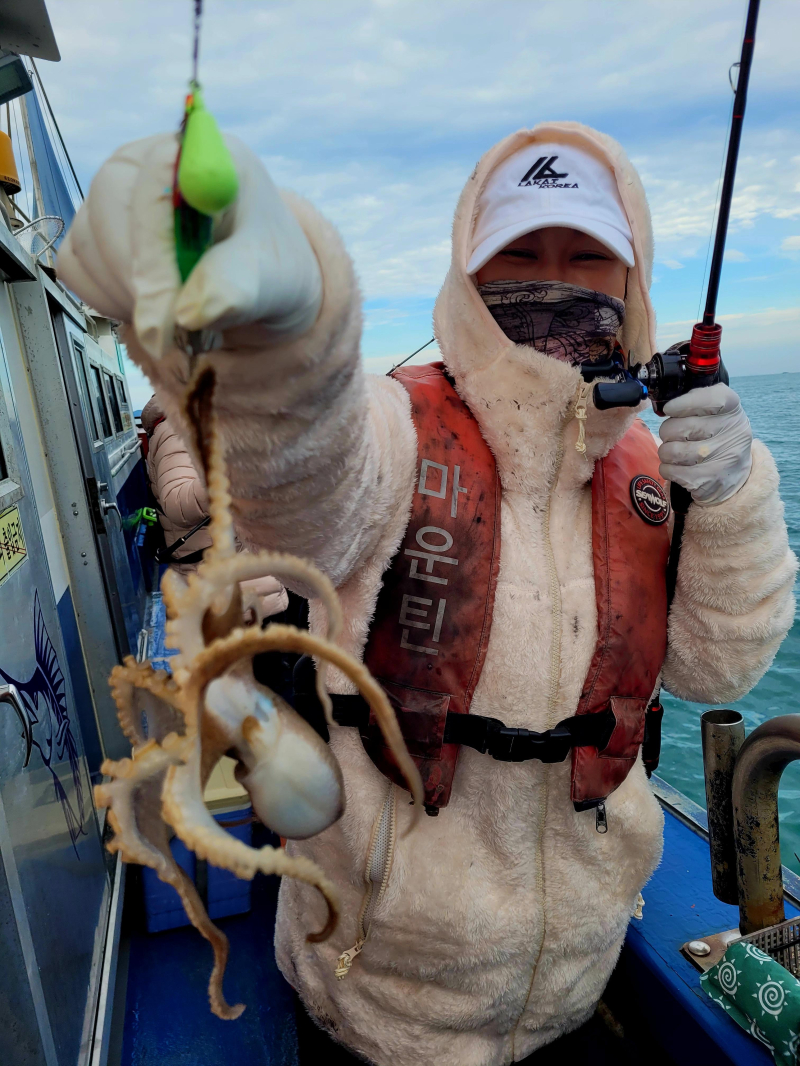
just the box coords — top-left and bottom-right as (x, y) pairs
(11, 99), (32, 219)
(29, 59), (84, 200)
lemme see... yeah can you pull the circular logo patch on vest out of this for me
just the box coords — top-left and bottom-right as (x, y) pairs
(630, 475), (670, 525)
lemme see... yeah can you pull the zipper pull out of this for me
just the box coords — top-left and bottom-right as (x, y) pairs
(334, 938), (365, 980)
(595, 801), (608, 834)
(574, 382), (592, 456)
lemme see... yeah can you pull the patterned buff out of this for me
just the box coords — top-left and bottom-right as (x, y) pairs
(477, 279), (625, 365)
(701, 939), (800, 1065)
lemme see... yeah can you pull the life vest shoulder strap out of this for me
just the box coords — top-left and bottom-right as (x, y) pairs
(571, 418), (671, 806)
(361, 362), (501, 808)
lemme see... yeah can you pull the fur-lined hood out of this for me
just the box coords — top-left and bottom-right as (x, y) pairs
(433, 121), (657, 495)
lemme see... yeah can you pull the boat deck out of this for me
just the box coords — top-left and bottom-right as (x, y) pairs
(109, 792), (797, 1066)
(109, 594), (799, 1065)
(608, 790), (798, 1066)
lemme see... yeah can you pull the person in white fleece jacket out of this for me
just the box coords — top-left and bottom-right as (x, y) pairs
(58, 121), (796, 1066)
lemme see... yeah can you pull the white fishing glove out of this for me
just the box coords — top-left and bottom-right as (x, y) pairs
(239, 575), (289, 624)
(57, 133), (322, 360)
(658, 383), (753, 506)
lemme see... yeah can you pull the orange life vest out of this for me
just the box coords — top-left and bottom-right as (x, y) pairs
(358, 362), (670, 812)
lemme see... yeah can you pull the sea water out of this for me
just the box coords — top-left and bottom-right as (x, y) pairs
(643, 372), (800, 865)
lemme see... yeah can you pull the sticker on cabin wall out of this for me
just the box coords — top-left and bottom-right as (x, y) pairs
(0, 505), (27, 584)
(0, 592), (87, 852)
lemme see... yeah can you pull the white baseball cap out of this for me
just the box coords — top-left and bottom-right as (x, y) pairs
(467, 141), (635, 275)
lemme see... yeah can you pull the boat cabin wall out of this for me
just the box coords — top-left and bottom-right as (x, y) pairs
(3, 247), (155, 767)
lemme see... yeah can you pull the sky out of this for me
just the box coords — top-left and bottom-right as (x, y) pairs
(35, 0), (800, 408)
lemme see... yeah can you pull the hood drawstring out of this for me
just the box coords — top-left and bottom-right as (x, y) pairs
(574, 381), (592, 456)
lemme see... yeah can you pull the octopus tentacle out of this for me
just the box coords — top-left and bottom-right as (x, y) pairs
(165, 552), (343, 691)
(185, 625), (424, 826)
(171, 865), (244, 1020)
(161, 747), (338, 942)
(109, 656), (185, 746)
(98, 363), (419, 1021)
(185, 363), (237, 569)
(96, 742), (244, 1020)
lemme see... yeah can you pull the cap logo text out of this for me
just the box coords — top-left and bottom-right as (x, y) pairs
(518, 155), (578, 189)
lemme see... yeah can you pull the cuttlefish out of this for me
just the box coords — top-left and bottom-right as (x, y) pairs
(95, 365), (422, 1019)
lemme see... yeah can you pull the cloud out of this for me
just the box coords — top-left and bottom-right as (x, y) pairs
(660, 259), (684, 270)
(781, 236), (800, 251)
(32, 0), (800, 374)
(724, 249), (749, 261)
(638, 129), (800, 247)
(37, 0), (800, 302)
(364, 305), (411, 330)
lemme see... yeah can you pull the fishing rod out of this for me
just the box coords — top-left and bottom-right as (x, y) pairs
(587, 0), (761, 604)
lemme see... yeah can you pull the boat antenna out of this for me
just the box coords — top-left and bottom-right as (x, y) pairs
(388, 337), (435, 376)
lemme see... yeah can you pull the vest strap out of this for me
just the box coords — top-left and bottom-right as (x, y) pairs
(293, 670), (616, 767)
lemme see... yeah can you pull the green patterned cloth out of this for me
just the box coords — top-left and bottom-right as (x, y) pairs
(701, 939), (800, 1065)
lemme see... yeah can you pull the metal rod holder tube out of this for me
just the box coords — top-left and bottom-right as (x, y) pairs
(732, 714), (800, 934)
(701, 709), (745, 905)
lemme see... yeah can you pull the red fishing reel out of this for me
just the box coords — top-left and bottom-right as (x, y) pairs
(631, 321), (728, 416)
(589, 322), (728, 417)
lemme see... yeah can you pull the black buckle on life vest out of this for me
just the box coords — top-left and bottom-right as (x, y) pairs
(443, 709), (616, 764)
(291, 656), (618, 764)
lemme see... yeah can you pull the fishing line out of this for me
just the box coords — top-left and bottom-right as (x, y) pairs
(388, 337), (435, 375)
(192, 0), (203, 88)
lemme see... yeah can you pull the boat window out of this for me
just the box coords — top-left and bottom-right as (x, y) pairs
(0, 333), (23, 511)
(90, 364), (112, 438)
(73, 341), (98, 441)
(103, 370), (124, 434)
(114, 376), (133, 431)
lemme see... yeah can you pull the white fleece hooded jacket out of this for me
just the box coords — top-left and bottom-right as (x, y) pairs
(119, 122), (796, 1065)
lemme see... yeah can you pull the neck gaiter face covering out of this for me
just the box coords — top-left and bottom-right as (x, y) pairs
(477, 279), (625, 365)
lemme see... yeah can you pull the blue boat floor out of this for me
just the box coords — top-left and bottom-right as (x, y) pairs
(111, 647), (795, 1066)
(115, 825), (299, 1066)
